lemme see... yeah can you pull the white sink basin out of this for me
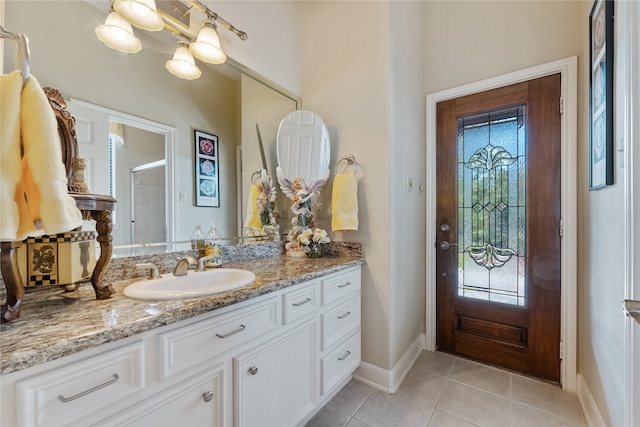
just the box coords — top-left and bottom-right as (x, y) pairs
(124, 268), (256, 300)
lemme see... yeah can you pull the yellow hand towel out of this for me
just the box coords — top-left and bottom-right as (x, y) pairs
(244, 184), (262, 228)
(0, 71), (24, 240)
(0, 71), (83, 241)
(331, 173), (358, 232)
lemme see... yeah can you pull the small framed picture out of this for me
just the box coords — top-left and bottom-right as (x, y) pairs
(589, 0), (614, 190)
(194, 130), (220, 207)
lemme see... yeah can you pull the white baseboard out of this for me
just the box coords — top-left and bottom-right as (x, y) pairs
(577, 374), (607, 427)
(353, 333), (424, 393)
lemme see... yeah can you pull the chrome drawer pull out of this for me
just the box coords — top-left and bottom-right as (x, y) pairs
(338, 311), (351, 319)
(58, 373), (119, 403)
(337, 282), (352, 288)
(216, 324), (246, 338)
(293, 298), (312, 307)
(338, 351), (351, 361)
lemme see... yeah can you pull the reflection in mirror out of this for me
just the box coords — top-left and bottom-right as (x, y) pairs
(276, 111), (331, 257)
(276, 110), (331, 181)
(4, 0), (300, 258)
(66, 99), (175, 249)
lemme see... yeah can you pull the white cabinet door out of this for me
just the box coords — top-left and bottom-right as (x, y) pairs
(234, 320), (316, 427)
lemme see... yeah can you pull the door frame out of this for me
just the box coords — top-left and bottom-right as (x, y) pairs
(622, 1), (639, 425)
(425, 57), (578, 391)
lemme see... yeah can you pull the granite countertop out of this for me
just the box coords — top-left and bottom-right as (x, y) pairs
(0, 244), (363, 375)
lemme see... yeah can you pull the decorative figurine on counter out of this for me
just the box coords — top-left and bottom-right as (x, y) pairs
(277, 167), (329, 257)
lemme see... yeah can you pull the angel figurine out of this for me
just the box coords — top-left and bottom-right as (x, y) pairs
(255, 169), (280, 241)
(277, 166), (330, 255)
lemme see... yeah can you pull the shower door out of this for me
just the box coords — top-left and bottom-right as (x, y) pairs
(130, 161), (166, 245)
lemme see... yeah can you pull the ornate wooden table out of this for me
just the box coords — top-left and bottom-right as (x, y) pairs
(1, 193), (116, 322)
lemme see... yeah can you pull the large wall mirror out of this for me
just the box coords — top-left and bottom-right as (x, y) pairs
(4, 0), (300, 256)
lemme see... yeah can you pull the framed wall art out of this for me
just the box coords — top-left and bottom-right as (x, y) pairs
(194, 130), (220, 207)
(589, 0), (614, 190)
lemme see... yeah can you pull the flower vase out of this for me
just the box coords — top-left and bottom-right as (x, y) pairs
(306, 244), (322, 258)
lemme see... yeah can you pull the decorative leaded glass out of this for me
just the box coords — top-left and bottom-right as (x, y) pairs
(457, 106), (526, 306)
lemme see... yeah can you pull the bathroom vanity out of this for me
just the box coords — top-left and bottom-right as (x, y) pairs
(0, 246), (363, 426)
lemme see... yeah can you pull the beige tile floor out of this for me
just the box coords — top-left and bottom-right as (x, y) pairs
(306, 351), (587, 427)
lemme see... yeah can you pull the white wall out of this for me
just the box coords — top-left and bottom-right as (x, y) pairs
(299, 1), (393, 369)
(388, 1), (426, 368)
(211, 1), (301, 96)
(577, 1), (628, 425)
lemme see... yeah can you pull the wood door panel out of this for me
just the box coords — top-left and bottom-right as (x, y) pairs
(457, 316), (527, 346)
(436, 74), (562, 382)
(454, 332), (528, 373)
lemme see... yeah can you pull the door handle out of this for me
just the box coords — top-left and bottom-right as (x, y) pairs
(438, 241), (458, 251)
(623, 299), (640, 324)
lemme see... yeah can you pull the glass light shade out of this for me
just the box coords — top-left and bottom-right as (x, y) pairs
(95, 11), (142, 53)
(165, 43), (202, 80)
(114, 0), (164, 31)
(189, 22), (227, 64)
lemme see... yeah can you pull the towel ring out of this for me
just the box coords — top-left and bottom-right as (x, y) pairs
(336, 155), (358, 175)
(0, 26), (30, 85)
(251, 170), (261, 184)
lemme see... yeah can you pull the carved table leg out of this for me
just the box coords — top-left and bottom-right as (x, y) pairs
(1, 241), (25, 322)
(89, 210), (115, 299)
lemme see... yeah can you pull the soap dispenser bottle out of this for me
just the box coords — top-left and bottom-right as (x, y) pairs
(190, 221), (206, 257)
(204, 221), (222, 268)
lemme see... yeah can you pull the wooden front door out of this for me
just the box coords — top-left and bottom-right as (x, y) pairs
(435, 74), (562, 382)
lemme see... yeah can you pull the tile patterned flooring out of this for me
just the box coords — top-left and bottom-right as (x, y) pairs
(306, 351), (587, 427)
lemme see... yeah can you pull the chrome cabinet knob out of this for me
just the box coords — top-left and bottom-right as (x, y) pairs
(249, 366), (258, 375)
(202, 391), (214, 403)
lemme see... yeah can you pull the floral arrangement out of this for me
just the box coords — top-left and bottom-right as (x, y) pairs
(297, 228), (330, 258)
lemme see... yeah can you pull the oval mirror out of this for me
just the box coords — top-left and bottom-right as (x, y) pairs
(276, 110), (330, 181)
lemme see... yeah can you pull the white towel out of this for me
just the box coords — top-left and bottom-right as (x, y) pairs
(331, 173), (358, 231)
(0, 71), (82, 240)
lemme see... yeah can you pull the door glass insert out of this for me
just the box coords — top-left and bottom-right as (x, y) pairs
(457, 106), (526, 306)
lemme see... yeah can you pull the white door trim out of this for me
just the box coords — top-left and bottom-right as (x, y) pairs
(425, 56), (578, 391)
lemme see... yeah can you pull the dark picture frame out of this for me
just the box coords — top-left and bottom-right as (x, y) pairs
(194, 130), (220, 207)
(589, 0), (614, 190)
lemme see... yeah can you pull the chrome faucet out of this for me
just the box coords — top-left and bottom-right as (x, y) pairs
(136, 263), (160, 280)
(196, 255), (217, 272)
(173, 256), (197, 276)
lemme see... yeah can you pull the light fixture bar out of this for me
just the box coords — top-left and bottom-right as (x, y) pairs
(183, 0), (248, 41)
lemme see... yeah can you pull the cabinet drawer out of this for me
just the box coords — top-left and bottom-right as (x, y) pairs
(159, 297), (279, 379)
(283, 282), (318, 324)
(321, 332), (361, 396)
(321, 268), (361, 306)
(99, 364), (225, 427)
(321, 296), (361, 350)
(16, 341), (144, 426)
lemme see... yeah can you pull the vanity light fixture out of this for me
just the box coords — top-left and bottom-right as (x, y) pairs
(113, 0), (164, 32)
(165, 41), (202, 80)
(95, 8), (142, 53)
(95, 0), (247, 80)
(189, 19), (227, 64)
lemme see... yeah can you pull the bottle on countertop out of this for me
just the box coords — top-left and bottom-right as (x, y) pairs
(190, 221), (206, 257)
(204, 221), (222, 268)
